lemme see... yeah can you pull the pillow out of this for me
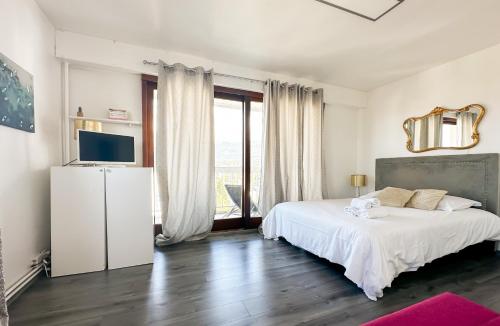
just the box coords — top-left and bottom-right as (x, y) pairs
(436, 195), (482, 211)
(406, 189), (448, 210)
(359, 190), (381, 200)
(376, 187), (415, 208)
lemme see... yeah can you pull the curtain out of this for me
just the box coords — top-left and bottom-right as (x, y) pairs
(0, 231), (8, 326)
(259, 80), (324, 217)
(418, 118), (428, 150)
(429, 113), (443, 147)
(457, 112), (476, 146)
(155, 62), (215, 246)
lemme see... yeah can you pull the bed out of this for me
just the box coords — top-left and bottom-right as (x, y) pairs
(262, 154), (500, 300)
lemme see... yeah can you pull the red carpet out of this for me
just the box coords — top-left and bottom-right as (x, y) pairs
(363, 292), (500, 326)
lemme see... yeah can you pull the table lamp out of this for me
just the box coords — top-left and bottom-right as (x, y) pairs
(350, 174), (366, 197)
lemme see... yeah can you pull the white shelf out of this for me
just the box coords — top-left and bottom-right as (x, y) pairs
(69, 116), (142, 126)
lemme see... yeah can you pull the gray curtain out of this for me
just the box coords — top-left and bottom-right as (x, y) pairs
(155, 62), (215, 246)
(259, 80), (324, 218)
(0, 231), (8, 326)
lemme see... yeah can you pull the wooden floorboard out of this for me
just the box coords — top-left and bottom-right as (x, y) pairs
(8, 230), (500, 326)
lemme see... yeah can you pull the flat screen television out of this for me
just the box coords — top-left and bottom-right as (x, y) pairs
(77, 130), (135, 165)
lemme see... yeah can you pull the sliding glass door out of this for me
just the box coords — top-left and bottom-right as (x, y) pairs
(250, 101), (263, 218)
(214, 98), (243, 220)
(141, 76), (263, 232)
(212, 87), (263, 230)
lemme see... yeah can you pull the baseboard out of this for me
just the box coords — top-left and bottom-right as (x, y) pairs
(6, 265), (44, 305)
(210, 228), (258, 235)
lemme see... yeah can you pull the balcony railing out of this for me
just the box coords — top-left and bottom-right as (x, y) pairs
(215, 166), (261, 218)
(154, 166), (261, 223)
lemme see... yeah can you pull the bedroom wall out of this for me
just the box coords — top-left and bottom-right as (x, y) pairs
(323, 104), (361, 199)
(56, 31), (367, 198)
(68, 66), (143, 166)
(55, 31), (366, 108)
(0, 0), (61, 288)
(358, 43), (500, 193)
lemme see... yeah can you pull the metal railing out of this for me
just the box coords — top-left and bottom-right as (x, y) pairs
(154, 166), (261, 222)
(215, 166), (260, 215)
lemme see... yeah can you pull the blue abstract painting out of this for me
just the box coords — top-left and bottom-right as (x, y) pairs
(0, 52), (34, 133)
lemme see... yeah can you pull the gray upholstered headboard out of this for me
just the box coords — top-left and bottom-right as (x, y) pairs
(375, 154), (499, 214)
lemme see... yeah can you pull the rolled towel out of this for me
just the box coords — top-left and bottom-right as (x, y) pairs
(369, 198), (381, 207)
(358, 207), (389, 219)
(344, 206), (360, 217)
(351, 198), (381, 210)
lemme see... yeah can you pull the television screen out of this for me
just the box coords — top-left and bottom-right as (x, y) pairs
(78, 130), (135, 164)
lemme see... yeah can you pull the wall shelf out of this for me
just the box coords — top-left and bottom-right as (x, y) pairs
(69, 116), (142, 126)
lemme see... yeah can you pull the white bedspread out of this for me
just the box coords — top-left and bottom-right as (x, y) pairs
(262, 199), (500, 300)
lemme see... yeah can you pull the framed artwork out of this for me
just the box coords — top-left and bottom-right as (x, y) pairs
(0, 52), (34, 132)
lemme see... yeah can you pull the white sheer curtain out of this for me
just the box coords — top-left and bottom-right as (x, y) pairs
(259, 80), (324, 217)
(429, 113), (443, 147)
(155, 62), (215, 246)
(457, 111), (475, 146)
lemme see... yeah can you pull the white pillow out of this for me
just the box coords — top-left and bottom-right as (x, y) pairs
(436, 195), (482, 211)
(359, 190), (381, 200)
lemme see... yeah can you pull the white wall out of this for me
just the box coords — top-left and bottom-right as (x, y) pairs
(0, 0), (61, 288)
(68, 66), (143, 166)
(56, 31), (367, 109)
(57, 31), (367, 197)
(359, 43), (500, 193)
(323, 104), (361, 198)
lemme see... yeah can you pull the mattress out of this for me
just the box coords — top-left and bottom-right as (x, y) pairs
(262, 198), (500, 300)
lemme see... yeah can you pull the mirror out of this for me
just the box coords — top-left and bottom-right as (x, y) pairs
(403, 104), (485, 153)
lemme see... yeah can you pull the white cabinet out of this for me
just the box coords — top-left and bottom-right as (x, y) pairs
(105, 168), (154, 269)
(51, 167), (153, 277)
(51, 167), (106, 277)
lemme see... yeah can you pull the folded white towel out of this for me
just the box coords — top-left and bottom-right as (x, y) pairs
(358, 207), (389, 219)
(344, 206), (360, 216)
(344, 205), (388, 219)
(350, 198), (381, 210)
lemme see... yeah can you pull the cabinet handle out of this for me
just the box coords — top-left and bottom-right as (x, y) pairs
(106, 169), (112, 173)
(99, 169), (103, 172)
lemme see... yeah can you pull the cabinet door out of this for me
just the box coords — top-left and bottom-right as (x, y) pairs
(51, 167), (106, 277)
(105, 168), (153, 269)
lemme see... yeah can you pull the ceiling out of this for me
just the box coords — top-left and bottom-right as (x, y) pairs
(315, 0), (404, 21)
(36, 0), (500, 91)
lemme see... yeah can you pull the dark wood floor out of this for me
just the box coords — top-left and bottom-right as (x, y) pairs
(8, 230), (500, 326)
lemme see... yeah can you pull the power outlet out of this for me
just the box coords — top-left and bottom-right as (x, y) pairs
(32, 249), (50, 267)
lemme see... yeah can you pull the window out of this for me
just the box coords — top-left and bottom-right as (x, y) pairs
(212, 87), (263, 230)
(142, 76), (263, 232)
(250, 101), (263, 217)
(214, 98), (243, 219)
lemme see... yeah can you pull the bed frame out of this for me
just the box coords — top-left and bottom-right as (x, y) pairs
(375, 154), (499, 215)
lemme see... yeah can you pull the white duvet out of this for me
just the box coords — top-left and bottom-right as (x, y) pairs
(262, 199), (500, 300)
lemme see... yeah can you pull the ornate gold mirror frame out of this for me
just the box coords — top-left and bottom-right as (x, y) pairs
(403, 104), (485, 153)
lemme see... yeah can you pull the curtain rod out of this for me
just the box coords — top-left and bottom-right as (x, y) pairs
(142, 60), (265, 84)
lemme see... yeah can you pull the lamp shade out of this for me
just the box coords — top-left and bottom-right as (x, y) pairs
(350, 174), (366, 187)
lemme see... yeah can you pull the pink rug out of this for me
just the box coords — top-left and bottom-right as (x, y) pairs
(363, 292), (500, 326)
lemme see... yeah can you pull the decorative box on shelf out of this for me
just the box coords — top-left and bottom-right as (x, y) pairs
(108, 108), (129, 121)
